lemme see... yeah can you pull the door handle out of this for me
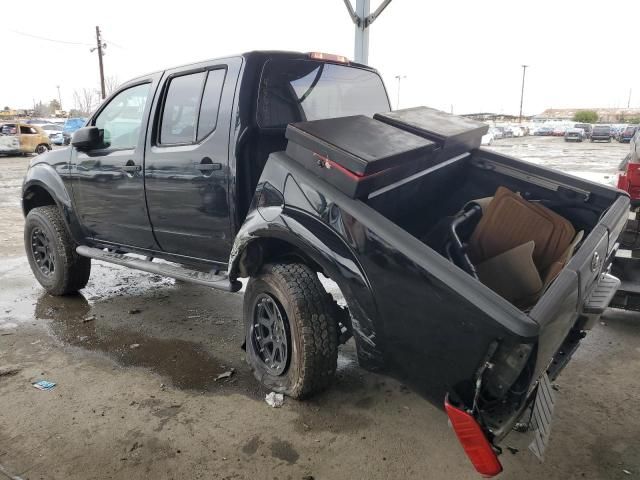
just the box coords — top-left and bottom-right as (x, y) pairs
(197, 157), (222, 172)
(123, 161), (141, 172)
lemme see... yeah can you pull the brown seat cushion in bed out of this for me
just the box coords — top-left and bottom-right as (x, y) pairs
(468, 186), (576, 272)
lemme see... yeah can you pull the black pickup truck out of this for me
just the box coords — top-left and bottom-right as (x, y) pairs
(22, 51), (628, 476)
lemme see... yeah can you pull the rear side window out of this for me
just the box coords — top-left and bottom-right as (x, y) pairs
(160, 72), (206, 145)
(159, 68), (226, 145)
(197, 69), (226, 141)
(20, 126), (37, 134)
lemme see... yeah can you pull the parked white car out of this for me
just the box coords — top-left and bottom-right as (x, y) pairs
(510, 126), (524, 137)
(481, 128), (497, 145)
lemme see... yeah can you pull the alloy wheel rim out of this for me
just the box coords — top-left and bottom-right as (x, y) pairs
(31, 228), (55, 276)
(251, 294), (290, 376)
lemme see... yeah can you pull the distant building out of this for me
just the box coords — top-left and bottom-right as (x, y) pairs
(535, 108), (640, 123)
(461, 112), (533, 122)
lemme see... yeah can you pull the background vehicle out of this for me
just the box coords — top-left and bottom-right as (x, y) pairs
(21, 51), (628, 477)
(574, 123), (592, 139)
(564, 127), (584, 142)
(481, 128), (495, 145)
(492, 126), (505, 139)
(40, 123), (64, 140)
(618, 125), (638, 143)
(61, 117), (87, 145)
(552, 125), (567, 136)
(510, 125), (524, 137)
(0, 123), (51, 155)
(535, 126), (554, 136)
(591, 124), (612, 142)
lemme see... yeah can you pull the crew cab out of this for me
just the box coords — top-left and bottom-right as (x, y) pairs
(22, 51), (629, 476)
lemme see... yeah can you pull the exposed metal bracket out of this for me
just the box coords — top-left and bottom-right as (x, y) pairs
(342, 0), (361, 26)
(343, 0), (392, 28)
(365, 0), (392, 27)
(343, 0), (392, 64)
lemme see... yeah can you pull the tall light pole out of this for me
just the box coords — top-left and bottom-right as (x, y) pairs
(56, 85), (62, 111)
(395, 74), (406, 110)
(519, 65), (528, 123)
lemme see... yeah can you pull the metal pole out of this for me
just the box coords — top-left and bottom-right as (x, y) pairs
(519, 65), (528, 123)
(344, 0), (392, 65)
(354, 0), (370, 64)
(628, 88), (632, 109)
(56, 85), (62, 111)
(95, 26), (106, 100)
(394, 75), (405, 109)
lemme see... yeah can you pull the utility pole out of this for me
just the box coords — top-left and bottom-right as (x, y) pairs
(394, 75), (406, 109)
(56, 85), (62, 111)
(343, 0), (392, 64)
(93, 26), (106, 99)
(628, 88), (632, 109)
(519, 65), (528, 123)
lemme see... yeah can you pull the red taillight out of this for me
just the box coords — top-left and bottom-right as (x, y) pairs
(308, 52), (349, 63)
(444, 397), (503, 477)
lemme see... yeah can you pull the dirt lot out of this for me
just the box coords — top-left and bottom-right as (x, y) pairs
(1, 137), (639, 480)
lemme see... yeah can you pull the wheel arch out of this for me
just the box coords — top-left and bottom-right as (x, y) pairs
(22, 164), (84, 244)
(229, 212), (385, 369)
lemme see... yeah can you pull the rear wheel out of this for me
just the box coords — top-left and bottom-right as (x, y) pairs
(244, 263), (338, 399)
(24, 206), (91, 295)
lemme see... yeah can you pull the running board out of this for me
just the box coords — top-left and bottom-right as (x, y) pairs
(76, 246), (242, 292)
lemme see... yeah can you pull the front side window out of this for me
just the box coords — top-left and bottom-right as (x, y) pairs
(160, 72), (206, 144)
(94, 83), (150, 150)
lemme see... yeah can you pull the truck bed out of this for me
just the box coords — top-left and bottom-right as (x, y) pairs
(253, 136), (628, 445)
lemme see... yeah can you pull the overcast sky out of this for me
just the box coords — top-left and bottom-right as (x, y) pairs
(3, 0), (639, 116)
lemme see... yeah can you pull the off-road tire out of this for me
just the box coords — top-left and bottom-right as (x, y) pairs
(24, 206), (91, 295)
(244, 263), (338, 399)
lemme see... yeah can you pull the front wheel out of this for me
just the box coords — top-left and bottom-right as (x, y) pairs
(244, 263), (338, 399)
(35, 144), (49, 155)
(24, 206), (91, 295)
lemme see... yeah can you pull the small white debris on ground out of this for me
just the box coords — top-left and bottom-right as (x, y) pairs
(265, 392), (284, 408)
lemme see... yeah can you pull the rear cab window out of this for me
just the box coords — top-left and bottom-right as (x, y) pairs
(257, 59), (390, 128)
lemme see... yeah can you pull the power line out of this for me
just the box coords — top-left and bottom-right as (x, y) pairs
(9, 28), (93, 47)
(103, 38), (125, 49)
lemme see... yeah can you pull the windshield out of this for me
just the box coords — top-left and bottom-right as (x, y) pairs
(257, 59), (390, 128)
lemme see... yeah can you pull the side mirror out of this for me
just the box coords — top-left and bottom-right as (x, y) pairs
(71, 126), (102, 150)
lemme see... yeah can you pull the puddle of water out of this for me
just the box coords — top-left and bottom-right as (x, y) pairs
(32, 289), (262, 394)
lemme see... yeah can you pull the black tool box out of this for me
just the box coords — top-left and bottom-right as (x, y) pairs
(374, 106), (488, 159)
(284, 108), (487, 199)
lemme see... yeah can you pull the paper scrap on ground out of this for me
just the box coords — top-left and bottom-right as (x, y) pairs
(32, 380), (56, 391)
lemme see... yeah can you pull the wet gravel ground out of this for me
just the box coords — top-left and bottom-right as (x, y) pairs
(1, 138), (639, 480)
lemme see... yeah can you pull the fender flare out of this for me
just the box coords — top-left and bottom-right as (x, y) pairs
(229, 208), (385, 369)
(22, 163), (84, 243)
